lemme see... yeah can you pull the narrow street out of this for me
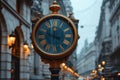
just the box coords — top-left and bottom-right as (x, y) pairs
(0, 0), (120, 80)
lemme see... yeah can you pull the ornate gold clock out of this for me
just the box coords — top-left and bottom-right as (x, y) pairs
(31, 1), (78, 59)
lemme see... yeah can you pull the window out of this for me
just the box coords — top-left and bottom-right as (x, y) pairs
(16, 0), (20, 13)
(16, 0), (23, 15)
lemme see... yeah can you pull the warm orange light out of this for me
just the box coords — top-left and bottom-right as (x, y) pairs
(101, 67), (104, 70)
(98, 64), (101, 68)
(63, 65), (67, 70)
(94, 70), (97, 74)
(24, 41), (30, 56)
(67, 67), (71, 71)
(98, 67), (104, 72)
(102, 61), (106, 66)
(68, 68), (73, 73)
(24, 44), (28, 50)
(8, 32), (16, 47)
(24, 41), (28, 51)
(118, 72), (120, 76)
(61, 63), (65, 67)
(101, 76), (105, 80)
(24, 46), (30, 56)
(10, 36), (16, 44)
(8, 36), (12, 46)
(92, 70), (97, 74)
(92, 70), (95, 73)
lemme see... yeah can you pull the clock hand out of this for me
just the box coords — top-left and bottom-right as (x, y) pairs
(53, 34), (60, 40)
(47, 31), (59, 40)
(52, 29), (61, 40)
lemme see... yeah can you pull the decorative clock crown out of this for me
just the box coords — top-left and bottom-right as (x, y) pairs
(49, 0), (60, 14)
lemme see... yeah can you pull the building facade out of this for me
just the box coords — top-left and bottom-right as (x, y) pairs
(77, 40), (97, 78)
(0, 0), (32, 80)
(95, 0), (120, 79)
(0, 0), (77, 80)
(63, 0), (73, 17)
(109, 0), (120, 79)
(76, 0), (120, 79)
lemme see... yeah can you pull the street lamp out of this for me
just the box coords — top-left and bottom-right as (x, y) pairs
(24, 41), (30, 56)
(60, 63), (81, 78)
(97, 61), (106, 80)
(98, 63), (105, 71)
(24, 41), (28, 50)
(8, 31), (16, 48)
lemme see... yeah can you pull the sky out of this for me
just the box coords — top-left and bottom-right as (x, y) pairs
(70, 0), (103, 54)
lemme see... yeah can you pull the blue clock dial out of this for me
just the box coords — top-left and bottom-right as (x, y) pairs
(35, 16), (74, 54)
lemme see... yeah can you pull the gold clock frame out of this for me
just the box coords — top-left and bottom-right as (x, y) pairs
(32, 14), (78, 59)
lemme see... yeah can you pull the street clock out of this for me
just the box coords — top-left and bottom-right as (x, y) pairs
(31, 1), (78, 59)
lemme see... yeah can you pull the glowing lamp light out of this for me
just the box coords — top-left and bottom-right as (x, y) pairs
(61, 63), (65, 67)
(24, 41), (28, 50)
(24, 41), (30, 56)
(98, 64), (101, 68)
(92, 70), (95, 73)
(102, 61), (106, 66)
(8, 32), (16, 47)
(101, 67), (104, 70)
(101, 76), (105, 80)
(118, 72), (120, 76)
(64, 66), (67, 70)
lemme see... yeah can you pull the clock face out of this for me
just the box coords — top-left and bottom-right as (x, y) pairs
(35, 16), (73, 54)
(32, 14), (78, 58)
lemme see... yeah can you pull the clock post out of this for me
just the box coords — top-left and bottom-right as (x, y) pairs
(31, 0), (79, 80)
(42, 1), (65, 80)
(42, 59), (67, 80)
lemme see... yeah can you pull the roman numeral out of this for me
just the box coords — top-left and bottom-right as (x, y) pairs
(40, 40), (47, 46)
(53, 20), (57, 27)
(45, 44), (50, 51)
(59, 22), (63, 28)
(63, 39), (70, 45)
(60, 45), (64, 51)
(65, 34), (72, 38)
(64, 28), (70, 32)
(40, 28), (46, 32)
(38, 35), (45, 39)
(45, 22), (50, 28)
(53, 46), (57, 52)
